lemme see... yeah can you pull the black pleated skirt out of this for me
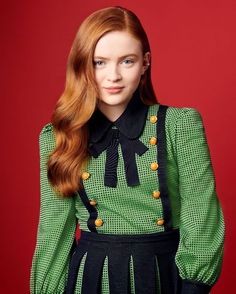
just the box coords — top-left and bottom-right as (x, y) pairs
(65, 229), (182, 294)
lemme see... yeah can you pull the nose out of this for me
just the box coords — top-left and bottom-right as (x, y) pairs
(106, 64), (122, 82)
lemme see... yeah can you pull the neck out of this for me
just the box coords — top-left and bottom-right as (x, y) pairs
(97, 102), (129, 122)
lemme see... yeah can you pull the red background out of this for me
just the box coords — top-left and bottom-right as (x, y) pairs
(1, 0), (235, 293)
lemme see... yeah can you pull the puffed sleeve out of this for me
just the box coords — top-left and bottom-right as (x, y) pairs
(174, 108), (225, 294)
(30, 124), (77, 294)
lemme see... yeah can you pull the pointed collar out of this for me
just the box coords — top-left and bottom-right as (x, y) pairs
(88, 89), (149, 143)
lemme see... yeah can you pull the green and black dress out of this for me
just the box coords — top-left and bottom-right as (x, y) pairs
(30, 90), (224, 294)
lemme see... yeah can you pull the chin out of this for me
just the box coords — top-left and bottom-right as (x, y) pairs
(100, 95), (129, 105)
(101, 94), (132, 106)
(101, 100), (125, 107)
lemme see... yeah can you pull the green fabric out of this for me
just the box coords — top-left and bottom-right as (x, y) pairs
(30, 104), (224, 294)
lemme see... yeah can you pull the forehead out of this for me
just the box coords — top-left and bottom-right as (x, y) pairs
(94, 31), (142, 57)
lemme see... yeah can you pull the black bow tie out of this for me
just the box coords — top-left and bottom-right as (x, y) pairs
(88, 127), (148, 187)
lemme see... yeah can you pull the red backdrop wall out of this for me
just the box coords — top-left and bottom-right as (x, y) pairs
(1, 0), (235, 293)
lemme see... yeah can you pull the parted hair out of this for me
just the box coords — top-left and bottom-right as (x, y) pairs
(47, 6), (158, 197)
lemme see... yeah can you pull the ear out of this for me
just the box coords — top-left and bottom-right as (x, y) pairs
(141, 52), (151, 75)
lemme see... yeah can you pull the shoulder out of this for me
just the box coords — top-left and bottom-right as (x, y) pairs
(163, 105), (206, 146)
(167, 106), (203, 129)
(166, 105), (202, 123)
(149, 103), (203, 125)
(39, 122), (56, 153)
(148, 103), (204, 137)
(40, 122), (54, 135)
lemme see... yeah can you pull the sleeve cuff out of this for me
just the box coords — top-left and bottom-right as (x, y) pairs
(181, 279), (212, 294)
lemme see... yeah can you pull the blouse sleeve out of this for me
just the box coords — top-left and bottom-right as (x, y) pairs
(30, 124), (77, 294)
(174, 108), (225, 294)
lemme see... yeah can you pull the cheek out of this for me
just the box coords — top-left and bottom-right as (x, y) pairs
(128, 64), (144, 78)
(126, 69), (143, 85)
(94, 71), (103, 85)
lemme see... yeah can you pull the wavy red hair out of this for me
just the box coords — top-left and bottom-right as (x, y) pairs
(48, 6), (158, 197)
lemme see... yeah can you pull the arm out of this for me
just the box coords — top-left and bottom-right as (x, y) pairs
(30, 124), (77, 294)
(174, 108), (225, 294)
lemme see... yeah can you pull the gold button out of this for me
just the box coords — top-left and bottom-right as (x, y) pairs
(152, 191), (161, 199)
(81, 171), (90, 180)
(89, 199), (97, 206)
(149, 137), (157, 145)
(150, 115), (158, 124)
(150, 162), (159, 171)
(95, 218), (103, 227)
(156, 218), (164, 226)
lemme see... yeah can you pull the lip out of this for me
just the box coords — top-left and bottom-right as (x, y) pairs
(104, 86), (124, 93)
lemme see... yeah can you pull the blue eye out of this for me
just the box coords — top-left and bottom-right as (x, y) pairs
(123, 59), (134, 65)
(93, 60), (105, 67)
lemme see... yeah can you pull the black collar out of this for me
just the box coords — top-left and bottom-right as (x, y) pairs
(88, 89), (149, 143)
(87, 89), (150, 188)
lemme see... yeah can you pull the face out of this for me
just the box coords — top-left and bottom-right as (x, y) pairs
(93, 30), (150, 113)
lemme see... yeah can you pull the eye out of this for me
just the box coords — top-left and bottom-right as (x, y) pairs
(122, 59), (134, 65)
(93, 60), (105, 67)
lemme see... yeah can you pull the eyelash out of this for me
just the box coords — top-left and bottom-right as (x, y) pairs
(93, 60), (104, 66)
(123, 59), (134, 65)
(93, 59), (135, 67)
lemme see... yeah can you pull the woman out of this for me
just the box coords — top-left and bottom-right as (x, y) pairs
(30, 6), (224, 294)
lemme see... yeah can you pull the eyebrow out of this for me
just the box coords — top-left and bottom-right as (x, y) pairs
(93, 54), (139, 60)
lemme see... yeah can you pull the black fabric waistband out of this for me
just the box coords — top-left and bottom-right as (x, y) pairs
(79, 228), (179, 244)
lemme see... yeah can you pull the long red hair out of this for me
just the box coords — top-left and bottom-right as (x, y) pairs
(48, 6), (158, 197)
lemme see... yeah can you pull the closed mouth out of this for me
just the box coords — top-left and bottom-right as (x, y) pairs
(104, 87), (124, 89)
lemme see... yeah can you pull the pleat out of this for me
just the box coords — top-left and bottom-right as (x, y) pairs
(74, 253), (87, 294)
(129, 255), (136, 294)
(157, 252), (181, 294)
(133, 252), (157, 294)
(108, 245), (131, 294)
(65, 245), (87, 294)
(155, 255), (162, 294)
(81, 246), (107, 294)
(101, 256), (110, 293)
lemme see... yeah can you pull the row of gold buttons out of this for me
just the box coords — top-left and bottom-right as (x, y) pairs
(82, 164), (159, 178)
(93, 218), (164, 228)
(80, 171), (102, 226)
(150, 114), (164, 227)
(81, 163), (159, 179)
(89, 199), (104, 227)
(81, 171), (104, 227)
(93, 218), (164, 227)
(149, 115), (159, 172)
